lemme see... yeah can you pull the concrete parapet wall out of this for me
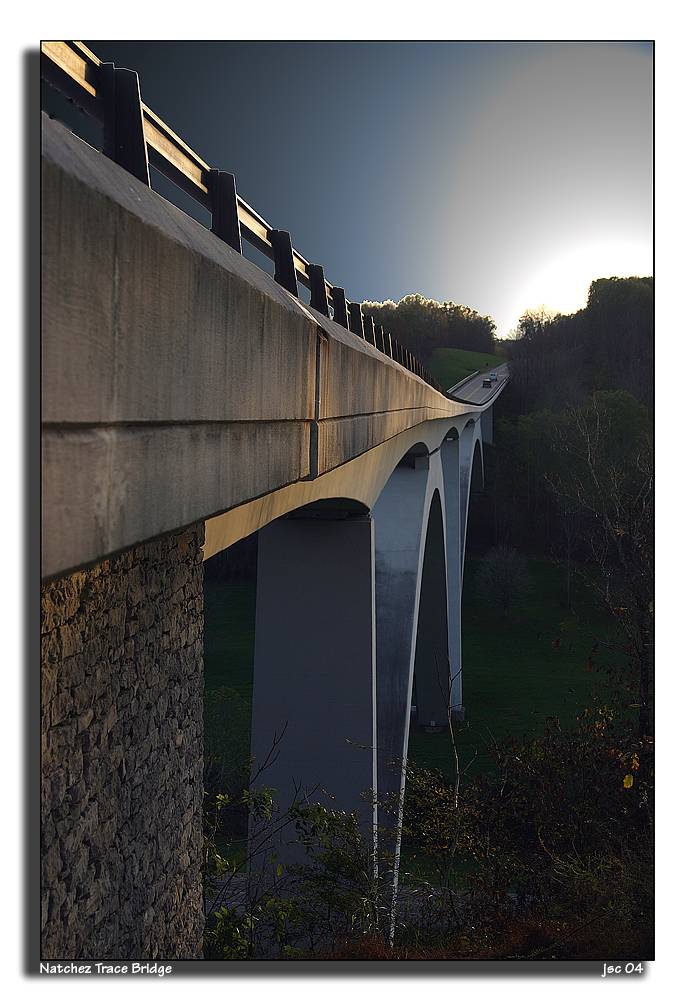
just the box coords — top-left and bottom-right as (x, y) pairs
(42, 422), (310, 580)
(40, 525), (205, 960)
(41, 115), (475, 579)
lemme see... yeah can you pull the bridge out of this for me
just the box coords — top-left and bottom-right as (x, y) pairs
(40, 42), (508, 960)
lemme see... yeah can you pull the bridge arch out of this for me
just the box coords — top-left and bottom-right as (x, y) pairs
(203, 416), (478, 564)
(245, 420), (487, 879)
(471, 437), (484, 493)
(281, 496), (370, 520)
(412, 489), (450, 729)
(441, 429), (463, 713)
(459, 423), (484, 571)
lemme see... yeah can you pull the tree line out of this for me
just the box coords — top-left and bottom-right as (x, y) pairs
(466, 275), (654, 735)
(503, 276), (654, 415)
(362, 293), (497, 358)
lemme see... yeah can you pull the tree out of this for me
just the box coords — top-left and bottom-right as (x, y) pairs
(546, 391), (654, 736)
(514, 306), (558, 341)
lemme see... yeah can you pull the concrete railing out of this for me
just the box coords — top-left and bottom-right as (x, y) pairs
(447, 369), (480, 394)
(41, 40), (442, 391)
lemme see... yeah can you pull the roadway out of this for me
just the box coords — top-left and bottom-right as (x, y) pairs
(448, 362), (510, 405)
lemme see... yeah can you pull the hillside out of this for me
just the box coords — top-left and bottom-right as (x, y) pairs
(427, 347), (502, 390)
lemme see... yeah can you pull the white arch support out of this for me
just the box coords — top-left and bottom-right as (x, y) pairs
(371, 448), (438, 811)
(459, 423), (485, 577)
(441, 430), (463, 715)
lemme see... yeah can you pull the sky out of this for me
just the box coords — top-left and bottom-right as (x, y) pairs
(87, 40), (653, 338)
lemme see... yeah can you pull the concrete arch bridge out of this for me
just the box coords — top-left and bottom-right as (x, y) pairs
(40, 81), (507, 958)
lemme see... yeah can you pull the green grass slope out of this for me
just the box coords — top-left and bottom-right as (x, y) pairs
(203, 581), (255, 797)
(427, 348), (502, 389)
(408, 558), (618, 783)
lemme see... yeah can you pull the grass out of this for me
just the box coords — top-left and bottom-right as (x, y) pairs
(427, 348), (502, 390)
(203, 580), (256, 694)
(202, 561), (618, 787)
(408, 557), (618, 783)
(400, 557), (619, 882)
(203, 580), (256, 841)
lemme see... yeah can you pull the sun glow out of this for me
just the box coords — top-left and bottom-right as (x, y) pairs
(503, 239), (653, 336)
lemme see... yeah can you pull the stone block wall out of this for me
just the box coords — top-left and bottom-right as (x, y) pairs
(41, 524), (206, 959)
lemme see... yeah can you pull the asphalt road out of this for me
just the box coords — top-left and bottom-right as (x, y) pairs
(448, 362), (510, 406)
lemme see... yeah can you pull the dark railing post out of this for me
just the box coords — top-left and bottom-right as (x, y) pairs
(209, 169), (242, 252)
(332, 288), (349, 328)
(363, 315), (377, 347)
(308, 264), (329, 316)
(348, 303), (365, 339)
(100, 62), (150, 186)
(377, 325), (386, 354)
(269, 230), (299, 296)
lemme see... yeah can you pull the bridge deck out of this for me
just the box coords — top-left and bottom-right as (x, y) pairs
(42, 115), (506, 580)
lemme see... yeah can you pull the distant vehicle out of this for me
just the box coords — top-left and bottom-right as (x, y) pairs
(490, 371), (498, 382)
(482, 377), (492, 388)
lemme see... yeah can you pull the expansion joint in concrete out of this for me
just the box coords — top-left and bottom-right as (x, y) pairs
(307, 329), (325, 480)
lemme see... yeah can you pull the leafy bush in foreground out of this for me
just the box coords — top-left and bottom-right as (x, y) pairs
(204, 689), (653, 960)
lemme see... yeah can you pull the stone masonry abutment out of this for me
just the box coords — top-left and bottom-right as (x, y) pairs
(41, 524), (206, 960)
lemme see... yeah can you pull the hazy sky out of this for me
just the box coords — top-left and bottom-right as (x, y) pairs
(88, 41), (653, 337)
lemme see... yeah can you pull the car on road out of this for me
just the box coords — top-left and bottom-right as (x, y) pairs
(482, 377), (492, 388)
(490, 371), (498, 382)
